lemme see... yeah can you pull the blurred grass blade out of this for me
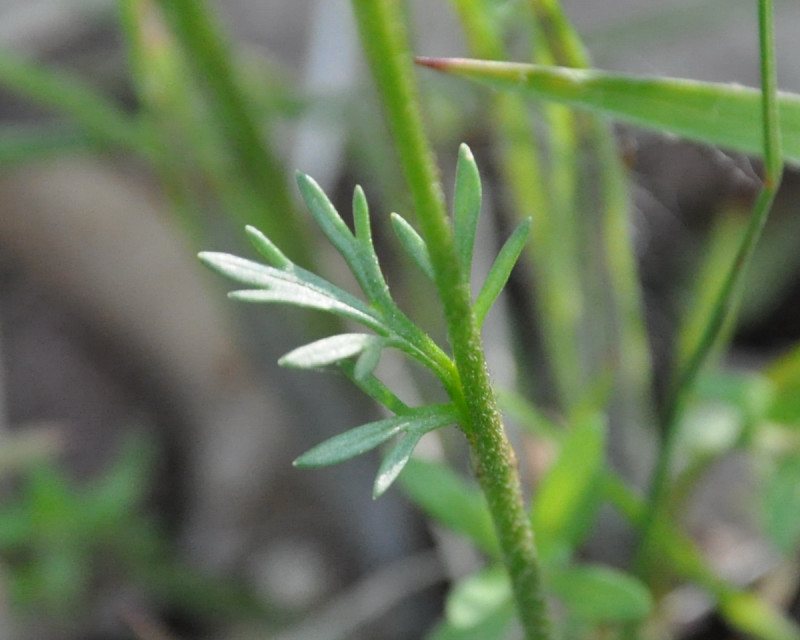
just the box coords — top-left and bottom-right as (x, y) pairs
(400, 458), (499, 557)
(391, 213), (435, 281)
(416, 58), (800, 164)
(0, 125), (92, 166)
(453, 143), (482, 277)
(532, 412), (605, 558)
(719, 591), (800, 640)
(0, 50), (154, 157)
(279, 333), (381, 370)
(474, 218), (532, 329)
(294, 404), (456, 468)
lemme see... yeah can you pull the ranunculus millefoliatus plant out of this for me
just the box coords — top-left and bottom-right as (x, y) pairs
(199, 144), (530, 499)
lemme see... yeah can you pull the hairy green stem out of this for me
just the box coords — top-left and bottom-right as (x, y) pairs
(350, 1), (552, 637)
(637, 0), (783, 575)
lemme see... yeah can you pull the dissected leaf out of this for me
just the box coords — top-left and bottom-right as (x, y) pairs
(416, 57), (800, 165)
(198, 252), (385, 331)
(453, 143), (482, 277)
(294, 404), (456, 468)
(391, 212), (435, 281)
(548, 564), (652, 623)
(474, 218), (532, 328)
(532, 412), (605, 558)
(279, 333), (380, 370)
(400, 458), (499, 556)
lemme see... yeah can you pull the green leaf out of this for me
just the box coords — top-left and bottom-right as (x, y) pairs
(453, 143), (482, 277)
(474, 218), (531, 328)
(279, 333), (381, 370)
(532, 412), (605, 558)
(416, 58), (800, 165)
(548, 564), (652, 623)
(399, 458), (499, 557)
(294, 404), (456, 468)
(373, 431), (423, 498)
(390, 212), (435, 281)
(762, 453), (800, 555)
(296, 170), (359, 258)
(446, 565), (512, 628)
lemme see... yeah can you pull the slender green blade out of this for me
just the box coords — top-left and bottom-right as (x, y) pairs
(531, 413), (605, 558)
(474, 218), (532, 329)
(416, 58), (800, 165)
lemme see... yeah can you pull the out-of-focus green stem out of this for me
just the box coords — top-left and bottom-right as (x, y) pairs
(350, 1), (552, 637)
(153, 0), (307, 258)
(637, 0), (783, 576)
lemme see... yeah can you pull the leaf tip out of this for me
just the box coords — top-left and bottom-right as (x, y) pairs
(415, 56), (448, 71)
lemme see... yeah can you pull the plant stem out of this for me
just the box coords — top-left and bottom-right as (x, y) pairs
(350, 1), (552, 637)
(636, 0), (782, 575)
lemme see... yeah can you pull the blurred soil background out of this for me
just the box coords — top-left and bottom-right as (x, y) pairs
(0, 1), (800, 639)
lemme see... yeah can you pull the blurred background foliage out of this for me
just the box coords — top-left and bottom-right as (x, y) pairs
(1, 1), (800, 639)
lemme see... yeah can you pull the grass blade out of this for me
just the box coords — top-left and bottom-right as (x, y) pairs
(416, 57), (800, 164)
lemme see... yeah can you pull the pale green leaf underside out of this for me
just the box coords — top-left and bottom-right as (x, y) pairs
(198, 252), (384, 331)
(418, 58), (800, 165)
(278, 333), (382, 370)
(294, 403), (457, 469)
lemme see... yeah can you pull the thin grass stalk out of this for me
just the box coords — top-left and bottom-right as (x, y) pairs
(349, 1), (552, 637)
(636, 0), (783, 577)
